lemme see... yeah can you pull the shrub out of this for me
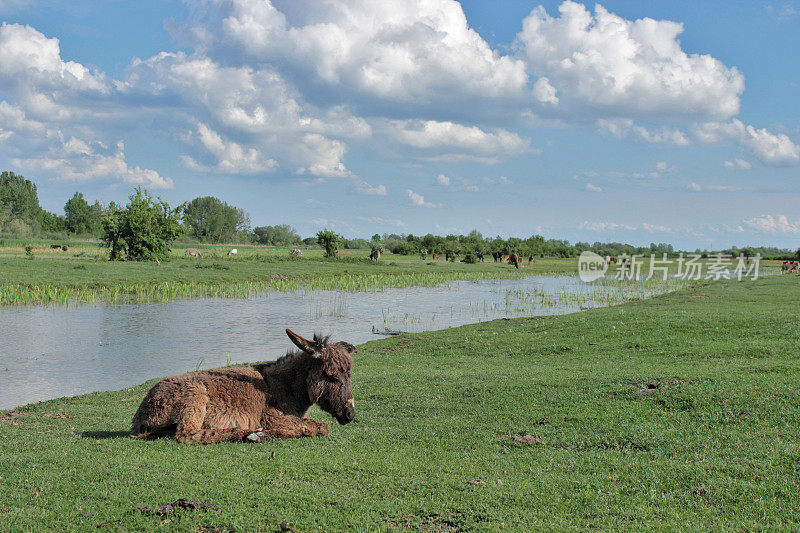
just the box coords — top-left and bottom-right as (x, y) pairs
(316, 229), (342, 258)
(102, 187), (184, 262)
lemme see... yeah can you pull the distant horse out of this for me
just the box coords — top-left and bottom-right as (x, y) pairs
(290, 248), (302, 257)
(370, 249), (381, 262)
(528, 255), (534, 264)
(227, 249), (238, 256)
(492, 252), (501, 262)
(186, 248), (202, 258)
(509, 253), (521, 269)
(475, 251), (484, 262)
(433, 253), (442, 260)
(50, 244), (61, 250)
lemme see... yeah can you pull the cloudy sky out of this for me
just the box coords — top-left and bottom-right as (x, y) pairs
(0, 0), (799, 249)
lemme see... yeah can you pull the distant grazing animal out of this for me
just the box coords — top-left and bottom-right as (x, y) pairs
(492, 252), (500, 262)
(509, 253), (521, 269)
(608, 257), (617, 264)
(290, 248), (302, 257)
(433, 253), (442, 260)
(370, 249), (381, 262)
(50, 244), (61, 250)
(528, 255), (534, 264)
(475, 251), (484, 262)
(501, 254), (509, 262)
(227, 249), (238, 256)
(130, 329), (357, 444)
(62, 245), (68, 252)
(790, 261), (800, 274)
(446, 251), (454, 262)
(186, 248), (202, 258)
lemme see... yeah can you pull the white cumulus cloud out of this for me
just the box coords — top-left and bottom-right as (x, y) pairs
(406, 189), (436, 208)
(743, 214), (800, 234)
(517, 1), (744, 120)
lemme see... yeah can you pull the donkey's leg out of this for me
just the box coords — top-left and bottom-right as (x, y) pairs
(257, 408), (329, 439)
(173, 394), (250, 444)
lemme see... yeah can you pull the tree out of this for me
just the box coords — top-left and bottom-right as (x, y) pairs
(316, 229), (341, 258)
(252, 224), (301, 246)
(102, 187), (184, 262)
(0, 171), (42, 234)
(40, 210), (66, 233)
(64, 192), (102, 234)
(183, 196), (250, 242)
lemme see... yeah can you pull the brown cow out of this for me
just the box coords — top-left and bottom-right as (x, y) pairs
(130, 329), (357, 444)
(186, 248), (202, 258)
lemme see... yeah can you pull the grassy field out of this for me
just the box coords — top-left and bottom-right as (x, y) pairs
(0, 237), (579, 306)
(0, 236), (780, 307)
(1, 275), (798, 531)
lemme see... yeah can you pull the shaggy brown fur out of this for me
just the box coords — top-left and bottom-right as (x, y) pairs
(130, 329), (357, 443)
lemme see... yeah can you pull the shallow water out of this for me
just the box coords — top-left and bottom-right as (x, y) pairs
(0, 275), (680, 409)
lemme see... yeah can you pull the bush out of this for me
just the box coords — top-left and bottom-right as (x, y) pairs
(102, 187), (184, 262)
(463, 252), (477, 264)
(316, 229), (342, 258)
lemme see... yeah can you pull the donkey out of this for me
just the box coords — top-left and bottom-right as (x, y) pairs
(129, 329), (357, 443)
(186, 248), (202, 258)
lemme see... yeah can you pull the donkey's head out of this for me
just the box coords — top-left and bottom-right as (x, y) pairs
(286, 329), (357, 425)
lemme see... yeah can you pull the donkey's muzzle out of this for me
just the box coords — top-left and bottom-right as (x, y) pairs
(336, 405), (356, 425)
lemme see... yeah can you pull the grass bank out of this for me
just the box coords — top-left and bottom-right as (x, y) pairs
(1, 275), (798, 530)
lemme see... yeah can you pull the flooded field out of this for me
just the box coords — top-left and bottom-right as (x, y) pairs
(0, 275), (687, 409)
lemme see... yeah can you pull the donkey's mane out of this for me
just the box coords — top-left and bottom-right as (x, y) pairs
(258, 333), (332, 370)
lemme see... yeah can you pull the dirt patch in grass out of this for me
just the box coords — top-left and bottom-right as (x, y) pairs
(560, 440), (650, 453)
(511, 434), (545, 445)
(134, 499), (220, 516)
(386, 512), (483, 532)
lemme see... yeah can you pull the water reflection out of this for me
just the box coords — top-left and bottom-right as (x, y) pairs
(0, 275), (681, 409)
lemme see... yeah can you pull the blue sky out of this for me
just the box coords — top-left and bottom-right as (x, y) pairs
(1, 0), (799, 249)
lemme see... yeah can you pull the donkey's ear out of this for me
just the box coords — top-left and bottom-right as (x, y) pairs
(286, 329), (321, 357)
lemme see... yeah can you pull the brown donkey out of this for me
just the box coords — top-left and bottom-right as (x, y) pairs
(130, 329), (357, 443)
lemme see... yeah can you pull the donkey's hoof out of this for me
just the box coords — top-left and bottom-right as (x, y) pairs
(246, 430), (267, 443)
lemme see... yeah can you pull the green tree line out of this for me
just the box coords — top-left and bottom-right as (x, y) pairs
(3, 170), (797, 260)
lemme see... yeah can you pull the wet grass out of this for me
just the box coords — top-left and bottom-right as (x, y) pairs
(0, 242), (578, 306)
(1, 275), (799, 530)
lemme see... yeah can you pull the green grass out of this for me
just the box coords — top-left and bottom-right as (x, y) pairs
(0, 240), (578, 306)
(1, 275), (799, 531)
